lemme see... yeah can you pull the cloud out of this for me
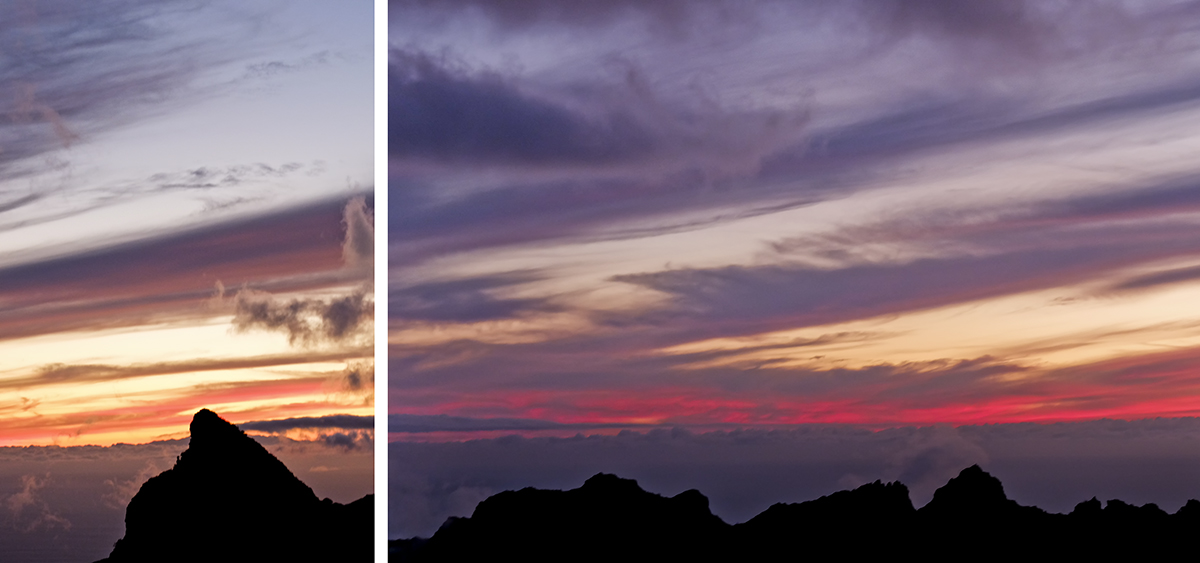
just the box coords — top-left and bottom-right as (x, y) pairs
(0, 435), (370, 559)
(607, 250), (1109, 337)
(338, 361), (375, 394)
(232, 288), (374, 346)
(4, 474), (70, 533)
(389, 414), (646, 433)
(147, 162), (307, 191)
(600, 178), (1200, 339)
(0, 196), (358, 340)
(319, 430), (373, 451)
(395, 327), (1200, 427)
(240, 414), (375, 433)
(391, 271), (558, 322)
(1113, 264), (1200, 291)
(1, 349), (366, 391)
(391, 48), (647, 165)
(390, 48), (808, 170)
(0, 0), (204, 171)
(393, 0), (746, 32)
(389, 0), (1200, 271)
(102, 460), (168, 510)
(341, 196), (374, 271)
(390, 417), (1200, 538)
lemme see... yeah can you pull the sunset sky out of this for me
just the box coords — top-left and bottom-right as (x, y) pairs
(0, 0), (375, 447)
(391, 0), (1200, 537)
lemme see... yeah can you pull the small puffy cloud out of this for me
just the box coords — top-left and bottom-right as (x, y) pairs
(320, 430), (373, 451)
(339, 361), (375, 393)
(232, 288), (373, 346)
(102, 460), (169, 510)
(4, 474), (70, 533)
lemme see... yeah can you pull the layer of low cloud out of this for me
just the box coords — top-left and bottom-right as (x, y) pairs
(0, 434), (370, 563)
(241, 414), (374, 432)
(3, 474), (70, 534)
(390, 417), (1200, 538)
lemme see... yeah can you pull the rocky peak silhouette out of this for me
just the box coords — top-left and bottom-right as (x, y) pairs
(393, 464), (1200, 562)
(95, 409), (371, 563)
(413, 472), (728, 562)
(919, 464), (1021, 517)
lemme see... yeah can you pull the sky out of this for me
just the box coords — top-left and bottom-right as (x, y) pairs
(391, 0), (1200, 538)
(0, 0), (375, 446)
(0, 1), (374, 560)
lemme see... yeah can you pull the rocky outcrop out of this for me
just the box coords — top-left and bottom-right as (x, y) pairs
(394, 465), (1200, 562)
(407, 472), (730, 562)
(96, 409), (371, 563)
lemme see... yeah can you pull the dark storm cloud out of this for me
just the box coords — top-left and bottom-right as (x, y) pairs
(392, 271), (558, 322)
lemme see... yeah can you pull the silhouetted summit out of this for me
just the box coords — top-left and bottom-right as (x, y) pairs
(96, 409), (371, 563)
(404, 472), (728, 562)
(394, 465), (1200, 562)
(736, 479), (914, 559)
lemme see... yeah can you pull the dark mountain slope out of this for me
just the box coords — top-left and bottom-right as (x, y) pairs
(96, 409), (371, 563)
(404, 473), (730, 562)
(394, 464), (1200, 562)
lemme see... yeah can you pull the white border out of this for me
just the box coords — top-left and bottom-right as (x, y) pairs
(373, 0), (389, 559)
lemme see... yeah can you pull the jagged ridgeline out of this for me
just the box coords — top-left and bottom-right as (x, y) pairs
(95, 409), (372, 563)
(393, 466), (1200, 562)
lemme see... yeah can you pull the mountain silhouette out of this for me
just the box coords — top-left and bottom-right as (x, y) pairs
(393, 464), (1200, 562)
(95, 409), (372, 563)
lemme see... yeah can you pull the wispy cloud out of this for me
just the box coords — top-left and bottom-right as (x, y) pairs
(391, 0), (1200, 448)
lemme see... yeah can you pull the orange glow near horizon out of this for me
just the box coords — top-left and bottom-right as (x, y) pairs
(392, 340), (1200, 439)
